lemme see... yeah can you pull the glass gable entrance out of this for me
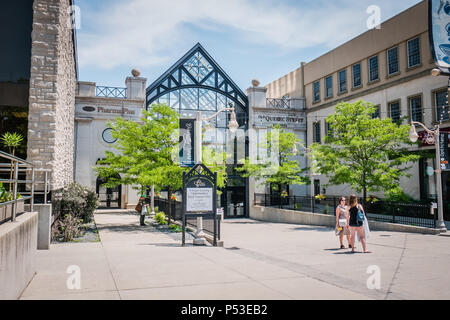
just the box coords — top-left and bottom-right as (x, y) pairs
(146, 43), (249, 218)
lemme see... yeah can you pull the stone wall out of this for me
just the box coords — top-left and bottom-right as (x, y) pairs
(28, 0), (76, 190)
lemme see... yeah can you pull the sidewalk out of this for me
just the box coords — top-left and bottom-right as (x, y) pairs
(20, 212), (450, 300)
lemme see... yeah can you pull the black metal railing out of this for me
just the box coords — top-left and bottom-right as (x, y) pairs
(254, 193), (437, 229)
(154, 197), (221, 239)
(266, 98), (305, 110)
(96, 86), (127, 99)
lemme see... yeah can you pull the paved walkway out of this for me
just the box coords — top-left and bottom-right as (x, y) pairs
(20, 212), (450, 300)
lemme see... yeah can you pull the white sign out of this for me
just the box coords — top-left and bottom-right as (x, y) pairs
(253, 111), (306, 130)
(186, 188), (213, 212)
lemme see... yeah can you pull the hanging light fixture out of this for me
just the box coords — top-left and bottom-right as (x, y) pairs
(228, 108), (239, 133)
(409, 124), (419, 143)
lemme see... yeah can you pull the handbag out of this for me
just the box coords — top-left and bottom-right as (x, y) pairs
(357, 205), (365, 223)
(135, 203), (142, 213)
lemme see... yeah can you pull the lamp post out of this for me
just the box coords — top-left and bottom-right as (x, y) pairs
(192, 106), (239, 245)
(409, 122), (447, 232)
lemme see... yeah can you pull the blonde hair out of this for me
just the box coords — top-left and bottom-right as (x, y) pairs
(349, 195), (358, 207)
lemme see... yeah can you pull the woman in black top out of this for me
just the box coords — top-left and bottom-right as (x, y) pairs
(347, 195), (370, 253)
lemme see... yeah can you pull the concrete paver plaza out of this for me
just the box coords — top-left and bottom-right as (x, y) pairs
(20, 211), (450, 300)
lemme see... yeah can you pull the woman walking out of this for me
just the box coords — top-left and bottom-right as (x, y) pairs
(335, 197), (351, 249)
(348, 195), (370, 253)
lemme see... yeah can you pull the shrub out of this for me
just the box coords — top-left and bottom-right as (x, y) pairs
(52, 214), (83, 242)
(154, 211), (167, 225)
(168, 224), (182, 233)
(60, 182), (99, 223)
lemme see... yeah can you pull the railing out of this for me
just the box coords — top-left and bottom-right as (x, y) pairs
(254, 193), (437, 229)
(0, 151), (52, 225)
(96, 86), (127, 99)
(154, 197), (221, 240)
(266, 98), (305, 110)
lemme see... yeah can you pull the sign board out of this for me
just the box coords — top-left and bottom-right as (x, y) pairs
(440, 132), (450, 171)
(253, 110), (306, 130)
(182, 163), (218, 246)
(429, 0), (450, 72)
(186, 187), (213, 212)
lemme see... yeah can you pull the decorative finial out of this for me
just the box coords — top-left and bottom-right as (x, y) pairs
(132, 68), (141, 77)
(252, 79), (260, 87)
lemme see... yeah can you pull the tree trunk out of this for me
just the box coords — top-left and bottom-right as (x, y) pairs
(167, 188), (172, 225)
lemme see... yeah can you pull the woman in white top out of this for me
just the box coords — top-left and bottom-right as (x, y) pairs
(335, 197), (351, 249)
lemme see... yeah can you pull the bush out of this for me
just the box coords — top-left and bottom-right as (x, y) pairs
(169, 224), (182, 233)
(154, 211), (167, 225)
(60, 182), (99, 223)
(52, 214), (83, 242)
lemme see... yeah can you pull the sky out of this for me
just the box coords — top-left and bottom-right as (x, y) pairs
(75, 0), (422, 91)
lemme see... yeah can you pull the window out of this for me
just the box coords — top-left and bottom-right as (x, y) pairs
(407, 37), (421, 68)
(387, 47), (399, 76)
(409, 96), (423, 123)
(389, 101), (401, 123)
(325, 76), (333, 98)
(338, 70), (347, 93)
(435, 90), (449, 122)
(352, 63), (361, 88)
(369, 56), (379, 82)
(372, 105), (380, 119)
(313, 81), (320, 102)
(325, 121), (333, 138)
(314, 122), (321, 143)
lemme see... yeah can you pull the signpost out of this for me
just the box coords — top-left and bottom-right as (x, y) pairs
(182, 163), (217, 246)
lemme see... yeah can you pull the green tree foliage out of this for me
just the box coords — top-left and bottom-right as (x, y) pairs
(1, 132), (24, 192)
(309, 100), (421, 200)
(236, 125), (309, 193)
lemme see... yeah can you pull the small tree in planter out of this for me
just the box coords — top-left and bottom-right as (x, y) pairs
(1, 132), (24, 192)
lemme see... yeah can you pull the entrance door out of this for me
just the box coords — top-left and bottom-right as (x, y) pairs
(222, 186), (246, 218)
(96, 177), (122, 209)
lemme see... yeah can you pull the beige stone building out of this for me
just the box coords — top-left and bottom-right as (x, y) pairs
(265, 0), (448, 202)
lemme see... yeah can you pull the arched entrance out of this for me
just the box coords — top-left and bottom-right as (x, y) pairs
(96, 175), (122, 209)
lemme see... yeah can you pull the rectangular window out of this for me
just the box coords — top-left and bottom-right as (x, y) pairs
(389, 101), (401, 123)
(313, 81), (320, 102)
(325, 121), (333, 138)
(325, 76), (333, 98)
(435, 90), (449, 122)
(372, 105), (380, 119)
(338, 70), (347, 93)
(409, 96), (423, 123)
(314, 122), (321, 143)
(387, 47), (399, 76)
(407, 37), (421, 68)
(369, 56), (379, 82)
(352, 63), (361, 88)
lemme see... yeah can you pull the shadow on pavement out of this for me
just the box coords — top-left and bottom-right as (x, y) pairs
(291, 226), (333, 232)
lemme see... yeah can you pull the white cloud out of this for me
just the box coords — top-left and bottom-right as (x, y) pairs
(77, 0), (419, 70)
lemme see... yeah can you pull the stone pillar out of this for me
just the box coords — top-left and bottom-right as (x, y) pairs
(126, 75), (147, 100)
(246, 81), (268, 213)
(28, 0), (77, 191)
(77, 82), (96, 97)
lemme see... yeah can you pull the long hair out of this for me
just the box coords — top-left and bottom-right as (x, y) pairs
(349, 195), (358, 208)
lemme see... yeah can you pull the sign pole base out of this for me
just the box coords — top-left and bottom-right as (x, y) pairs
(193, 216), (207, 246)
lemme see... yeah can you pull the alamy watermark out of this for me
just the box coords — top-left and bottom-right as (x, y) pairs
(66, 265), (81, 290)
(367, 5), (381, 30)
(366, 265), (381, 290)
(67, 5), (81, 30)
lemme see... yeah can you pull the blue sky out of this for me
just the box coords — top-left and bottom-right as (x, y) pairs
(75, 0), (422, 91)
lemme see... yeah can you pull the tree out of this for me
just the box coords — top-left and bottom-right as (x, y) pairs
(236, 125), (309, 194)
(1, 132), (24, 192)
(95, 104), (185, 221)
(309, 100), (421, 202)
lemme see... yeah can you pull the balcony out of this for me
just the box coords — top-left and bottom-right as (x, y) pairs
(266, 98), (305, 110)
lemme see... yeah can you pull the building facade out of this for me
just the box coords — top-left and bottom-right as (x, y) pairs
(74, 75), (147, 209)
(265, 0), (448, 205)
(0, 0), (78, 195)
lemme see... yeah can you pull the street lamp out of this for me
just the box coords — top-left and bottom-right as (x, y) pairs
(409, 122), (447, 232)
(192, 105), (239, 245)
